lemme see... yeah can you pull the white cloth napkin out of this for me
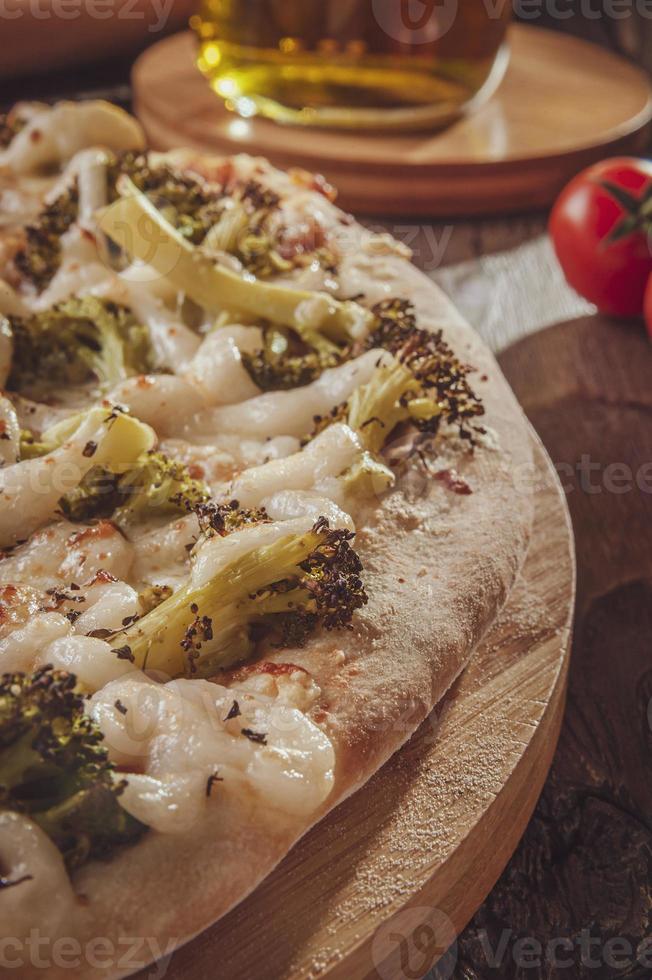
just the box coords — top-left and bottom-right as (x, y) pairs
(430, 234), (595, 353)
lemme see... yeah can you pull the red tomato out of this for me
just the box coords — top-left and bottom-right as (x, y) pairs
(549, 157), (652, 317)
(644, 273), (652, 339)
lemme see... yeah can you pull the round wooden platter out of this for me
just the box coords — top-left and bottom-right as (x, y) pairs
(133, 25), (652, 217)
(137, 430), (575, 980)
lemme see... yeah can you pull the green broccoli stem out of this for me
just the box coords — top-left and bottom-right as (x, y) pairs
(0, 730), (55, 791)
(188, 586), (315, 676)
(112, 526), (327, 677)
(98, 178), (373, 343)
(33, 781), (144, 871)
(31, 788), (100, 866)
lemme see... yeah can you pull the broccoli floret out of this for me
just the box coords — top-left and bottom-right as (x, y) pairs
(106, 151), (224, 245)
(113, 451), (210, 525)
(58, 466), (119, 523)
(0, 405), (155, 549)
(0, 666), (146, 871)
(13, 182), (79, 291)
(107, 163), (323, 279)
(6, 296), (153, 397)
(242, 325), (344, 391)
(59, 450), (210, 527)
(194, 499), (270, 536)
(364, 298), (485, 441)
(108, 515), (367, 678)
(99, 178), (373, 343)
(106, 159), (294, 275)
(200, 180), (293, 278)
(310, 299), (485, 452)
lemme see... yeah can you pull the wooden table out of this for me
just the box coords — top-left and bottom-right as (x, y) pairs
(3, 31), (651, 974)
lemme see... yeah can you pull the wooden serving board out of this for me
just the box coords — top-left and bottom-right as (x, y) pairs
(133, 25), (652, 216)
(136, 430), (575, 980)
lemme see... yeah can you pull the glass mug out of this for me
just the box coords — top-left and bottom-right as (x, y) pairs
(193, 0), (512, 130)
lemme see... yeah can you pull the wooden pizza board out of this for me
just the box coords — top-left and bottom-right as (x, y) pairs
(136, 428), (575, 980)
(132, 25), (652, 217)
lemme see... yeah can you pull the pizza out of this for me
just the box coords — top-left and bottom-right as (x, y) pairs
(0, 101), (533, 978)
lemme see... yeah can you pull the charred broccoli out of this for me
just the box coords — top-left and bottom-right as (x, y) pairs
(13, 182), (79, 291)
(113, 450), (210, 525)
(6, 296), (153, 396)
(311, 298), (485, 451)
(194, 499), (270, 536)
(60, 449), (210, 526)
(241, 325), (344, 391)
(106, 150), (224, 244)
(108, 515), (367, 678)
(0, 666), (146, 871)
(57, 467), (118, 523)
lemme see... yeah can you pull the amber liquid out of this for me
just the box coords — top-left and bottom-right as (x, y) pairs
(193, 0), (512, 129)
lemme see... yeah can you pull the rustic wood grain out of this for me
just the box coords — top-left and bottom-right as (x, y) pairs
(132, 26), (652, 218)
(134, 432), (574, 980)
(453, 316), (652, 978)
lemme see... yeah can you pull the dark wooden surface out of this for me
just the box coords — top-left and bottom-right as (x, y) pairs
(451, 318), (652, 979)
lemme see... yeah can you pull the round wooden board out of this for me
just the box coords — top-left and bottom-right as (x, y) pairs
(136, 429), (575, 980)
(133, 25), (652, 217)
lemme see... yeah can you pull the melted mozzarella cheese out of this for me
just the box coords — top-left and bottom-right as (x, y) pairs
(129, 513), (199, 587)
(108, 374), (205, 437)
(0, 812), (75, 937)
(76, 149), (109, 225)
(71, 581), (140, 635)
(117, 771), (209, 834)
(91, 674), (334, 824)
(229, 422), (362, 507)
(40, 635), (136, 691)
(0, 520), (135, 591)
(183, 349), (391, 440)
(261, 489), (355, 531)
(0, 612), (70, 673)
(0, 394), (20, 466)
(99, 278), (202, 371)
(182, 324), (262, 405)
